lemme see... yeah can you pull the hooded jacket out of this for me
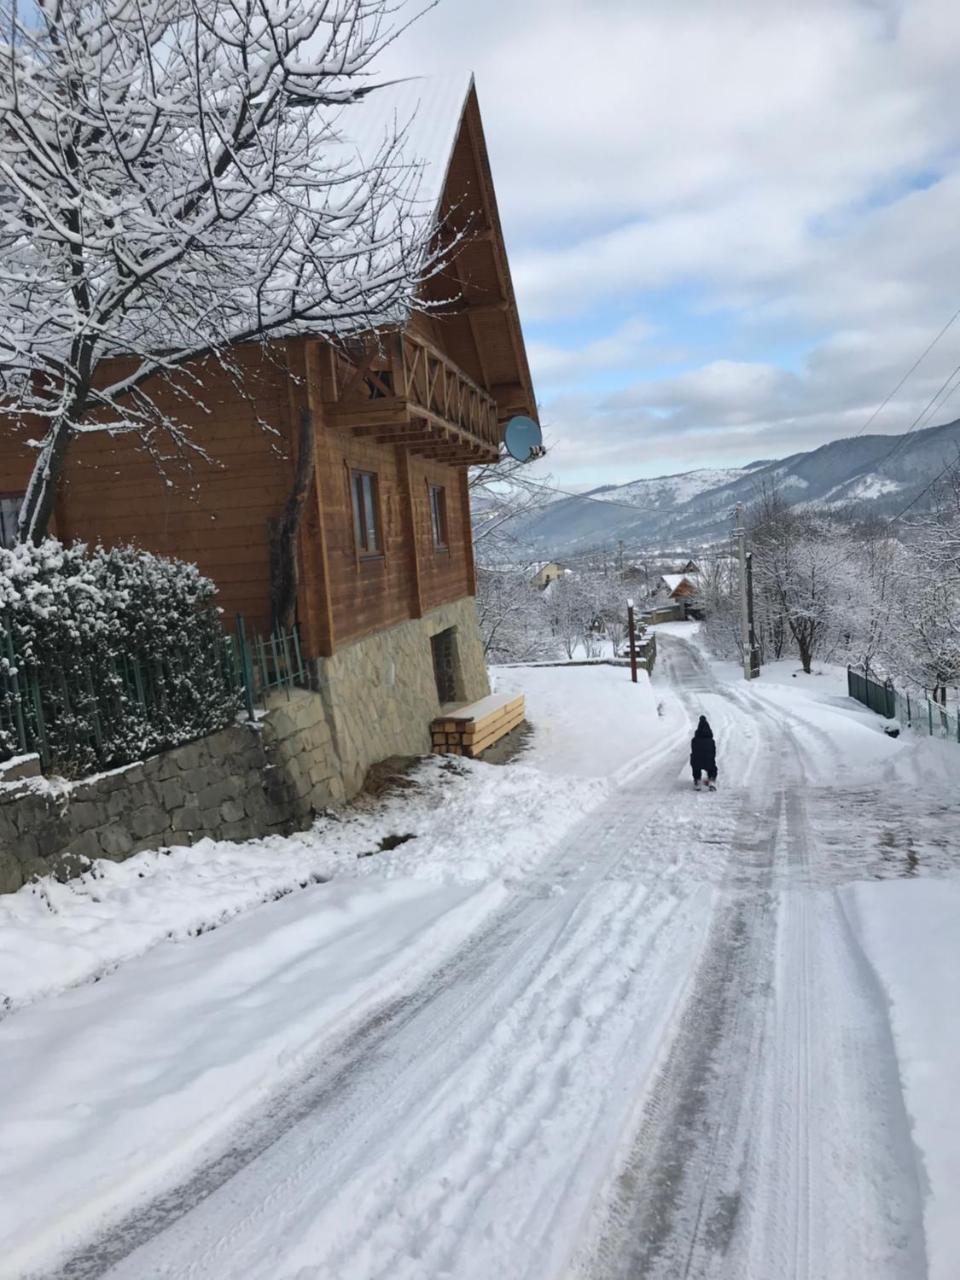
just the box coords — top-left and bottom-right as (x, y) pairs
(690, 716), (716, 772)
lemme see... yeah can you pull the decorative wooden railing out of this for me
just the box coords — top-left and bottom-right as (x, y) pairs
(326, 331), (501, 459)
(394, 332), (500, 450)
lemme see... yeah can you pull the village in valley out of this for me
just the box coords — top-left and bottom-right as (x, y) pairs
(1, 2), (960, 1279)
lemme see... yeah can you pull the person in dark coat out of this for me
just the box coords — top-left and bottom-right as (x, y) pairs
(690, 716), (717, 789)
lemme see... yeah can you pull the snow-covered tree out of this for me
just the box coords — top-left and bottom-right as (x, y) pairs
(547, 572), (592, 660)
(469, 450), (556, 567)
(475, 566), (552, 664)
(894, 468), (960, 700)
(0, 0), (441, 543)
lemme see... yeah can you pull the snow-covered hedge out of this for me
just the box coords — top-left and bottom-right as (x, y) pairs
(0, 541), (241, 776)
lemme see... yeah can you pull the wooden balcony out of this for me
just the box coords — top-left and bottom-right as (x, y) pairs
(322, 330), (501, 464)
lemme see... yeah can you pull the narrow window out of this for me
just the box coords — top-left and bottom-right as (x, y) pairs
(429, 484), (448, 549)
(350, 470), (382, 556)
(0, 495), (22, 549)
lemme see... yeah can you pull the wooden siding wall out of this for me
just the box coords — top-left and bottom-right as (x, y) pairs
(409, 456), (471, 614)
(315, 422), (414, 647)
(33, 347), (293, 634)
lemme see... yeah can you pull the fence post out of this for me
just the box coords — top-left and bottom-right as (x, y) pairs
(235, 615), (257, 722)
(627, 599), (638, 684)
(3, 621), (29, 757)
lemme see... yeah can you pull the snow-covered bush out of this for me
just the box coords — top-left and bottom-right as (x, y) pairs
(0, 541), (240, 775)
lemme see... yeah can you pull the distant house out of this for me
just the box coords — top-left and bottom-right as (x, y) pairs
(531, 561), (565, 590)
(680, 559), (700, 575)
(654, 573), (700, 604)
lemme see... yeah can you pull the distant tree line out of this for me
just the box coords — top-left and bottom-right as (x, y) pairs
(700, 474), (960, 700)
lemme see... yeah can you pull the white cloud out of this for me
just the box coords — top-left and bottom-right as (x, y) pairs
(379, 0), (960, 485)
(527, 316), (657, 383)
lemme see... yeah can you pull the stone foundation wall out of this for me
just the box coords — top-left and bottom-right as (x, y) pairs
(0, 689), (341, 895)
(0, 596), (490, 895)
(316, 597), (490, 796)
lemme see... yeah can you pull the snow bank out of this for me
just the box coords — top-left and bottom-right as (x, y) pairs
(843, 879), (960, 1280)
(0, 756), (604, 1014)
(0, 877), (503, 1277)
(0, 745), (610, 1274)
(492, 663), (662, 778)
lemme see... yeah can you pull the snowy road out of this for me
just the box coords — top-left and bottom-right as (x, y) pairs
(18, 637), (940, 1279)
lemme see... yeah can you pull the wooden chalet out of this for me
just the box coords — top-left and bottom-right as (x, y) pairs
(0, 75), (537, 798)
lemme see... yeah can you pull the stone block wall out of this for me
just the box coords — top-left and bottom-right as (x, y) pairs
(316, 596), (490, 796)
(1, 595), (491, 894)
(0, 689), (341, 895)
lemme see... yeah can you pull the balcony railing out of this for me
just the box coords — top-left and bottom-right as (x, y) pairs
(325, 331), (501, 459)
(395, 332), (500, 450)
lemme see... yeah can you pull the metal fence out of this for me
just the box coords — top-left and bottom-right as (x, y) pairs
(848, 666), (960, 744)
(846, 667), (896, 719)
(1, 614), (309, 777)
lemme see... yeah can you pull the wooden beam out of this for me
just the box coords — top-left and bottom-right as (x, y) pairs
(460, 467), (477, 597)
(375, 431), (438, 447)
(396, 446), (423, 620)
(444, 299), (509, 317)
(303, 339), (336, 658)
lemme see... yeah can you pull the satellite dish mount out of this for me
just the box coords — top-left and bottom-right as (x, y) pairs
(503, 415), (545, 463)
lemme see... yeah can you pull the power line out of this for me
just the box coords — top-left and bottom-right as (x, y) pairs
(850, 305), (960, 440)
(861, 355), (960, 477)
(885, 450), (960, 526)
(491, 308), (960, 531)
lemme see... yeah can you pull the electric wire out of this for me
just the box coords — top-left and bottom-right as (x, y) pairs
(849, 305), (960, 440)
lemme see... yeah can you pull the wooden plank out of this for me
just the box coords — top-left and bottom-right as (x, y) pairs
(445, 693), (524, 725)
(460, 705), (521, 741)
(445, 692), (524, 722)
(463, 709), (525, 747)
(396, 445), (423, 620)
(465, 715), (525, 758)
(459, 467), (478, 597)
(304, 339), (337, 657)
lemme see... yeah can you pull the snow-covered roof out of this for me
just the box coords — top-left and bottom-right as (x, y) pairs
(661, 573), (696, 592)
(344, 73), (473, 236)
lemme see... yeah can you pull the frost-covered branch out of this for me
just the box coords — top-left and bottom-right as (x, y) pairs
(0, 0), (442, 541)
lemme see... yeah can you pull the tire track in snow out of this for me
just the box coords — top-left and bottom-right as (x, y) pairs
(47, 749), (707, 1280)
(575, 637), (928, 1280)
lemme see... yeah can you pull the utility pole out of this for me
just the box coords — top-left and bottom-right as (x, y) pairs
(736, 504), (751, 681)
(617, 540), (625, 580)
(627, 598), (638, 684)
(746, 548), (760, 677)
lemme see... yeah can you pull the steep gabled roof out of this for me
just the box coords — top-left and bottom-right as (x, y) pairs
(344, 74), (537, 426)
(345, 73), (473, 231)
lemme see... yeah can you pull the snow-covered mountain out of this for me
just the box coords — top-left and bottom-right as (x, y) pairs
(589, 466), (753, 510)
(511, 417), (960, 557)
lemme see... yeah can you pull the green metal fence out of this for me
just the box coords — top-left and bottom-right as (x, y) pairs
(847, 667), (896, 719)
(1, 615), (309, 777)
(848, 666), (960, 744)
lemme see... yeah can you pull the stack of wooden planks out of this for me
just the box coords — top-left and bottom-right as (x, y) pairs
(431, 692), (525, 758)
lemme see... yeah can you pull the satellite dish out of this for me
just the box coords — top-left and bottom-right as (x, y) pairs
(503, 415), (545, 463)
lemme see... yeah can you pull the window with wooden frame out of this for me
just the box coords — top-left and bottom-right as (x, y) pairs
(350, 470), (382, 557)
(429, 484), (448, 550)
(0, 494), (23, 549)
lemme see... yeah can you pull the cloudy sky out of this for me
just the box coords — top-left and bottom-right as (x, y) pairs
(382, 0), (960, 489)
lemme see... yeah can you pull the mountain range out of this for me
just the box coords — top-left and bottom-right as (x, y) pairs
(509, 417), (960, 558)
